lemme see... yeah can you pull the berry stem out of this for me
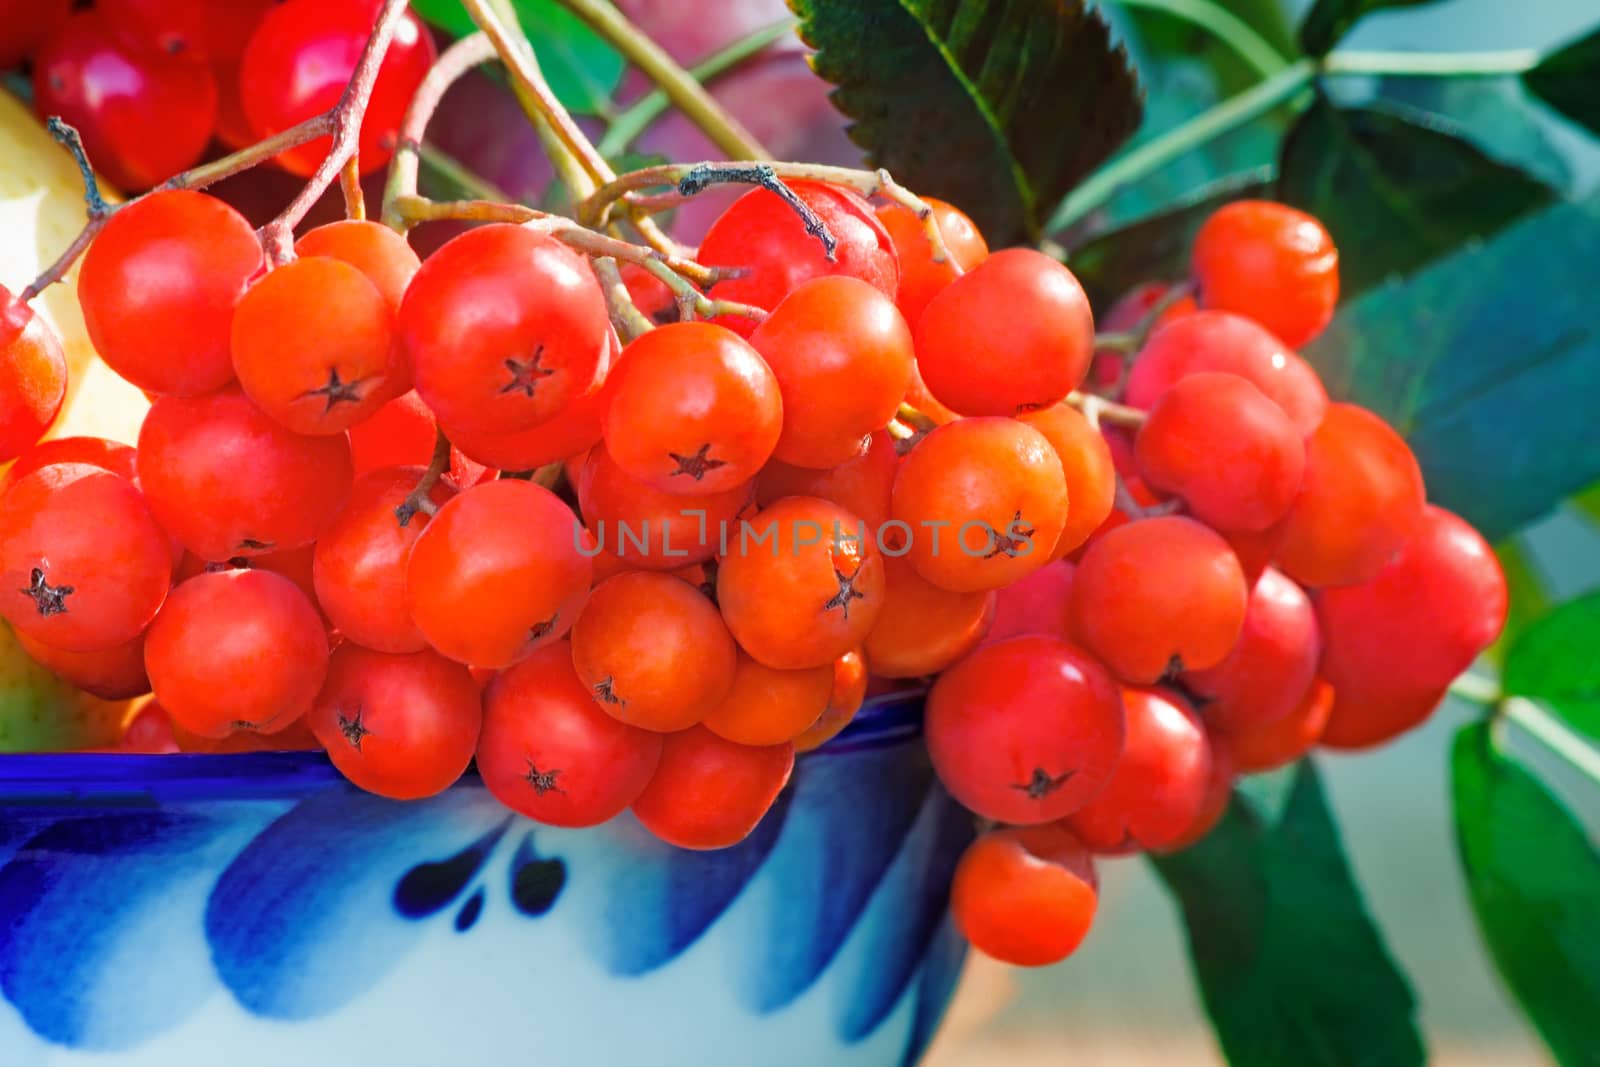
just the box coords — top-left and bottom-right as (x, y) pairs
(381, 31), (499, 228)
(1321, 48), (1542, 77)
(596, 19), (797, 159)
(895, 403), (939, 433)
(1106, 0), (1290, 79)
(596, 256), (654, 340)
(45, 118), (110, 221)
(639, 258), (767, 323)
(553, 0), (772, 161)
(257, 0), (416, 264)
(1499, 696), (1600, 789)
(1068, 391), (1148, 429)
(1094, 331), (1141, 354)
(340, 156), (366, 220)
(395, 428), (452, 527)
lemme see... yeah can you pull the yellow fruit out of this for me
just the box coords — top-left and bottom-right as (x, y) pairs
(0, 620), (133, 751)
(0, 89), (149, 446)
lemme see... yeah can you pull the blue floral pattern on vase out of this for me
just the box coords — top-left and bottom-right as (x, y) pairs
(0, 692), (973, 1066)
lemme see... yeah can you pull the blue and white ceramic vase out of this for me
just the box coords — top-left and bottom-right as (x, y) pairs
(0, 691), (973, 1066)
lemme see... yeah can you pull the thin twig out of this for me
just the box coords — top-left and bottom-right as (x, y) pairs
(1068, 390), (1148, 429)
(381, 31), (498, 227)
(340, 155), (366, 220)
(396, 428), (452, 527)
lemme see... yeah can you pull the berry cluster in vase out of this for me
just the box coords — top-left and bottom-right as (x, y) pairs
(0, 1), (1508, 975)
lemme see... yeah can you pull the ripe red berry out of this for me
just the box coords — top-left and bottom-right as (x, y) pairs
(34, 11), (216, 190)
(239, 0), (435, 176)
(875, 197), (989, 326)
(891, 418), (1069, 593)
(1275, 403), (1426, 588)
(0, 463), (172, 652)
(630, 725), (794, 850)
(1071, 516), (1248, 683)
(577, 445), (750, 570)
(145, 568), (328, 737)
(863, 554), (994, 678)
(0, 436), (138, 498)
(231, 256), (400, 435)
(1184, 567), (1319, 734)
(696, 181), (899, 324)
(791, 647), (867, 753)
(602, 322), (782, 495)
(0, 0), (70, 69)
(100, 0), (209, 59)
(748, 275), (913, 469)
(400, 224), (609, 435)
(1159, 735), (1234, 852)
(1016, 403), (1116, 559)
(312, 466), (454, 654)
(15, 628), (150, 701)
(926, 635), (1124, 824)
(716, 496), (886, 670)
(983, 560), (1076, 646)
(478, 641), (663, 826)
(348, 392), (437, 476)
(700, 649), (832, 747)
(951, 824), (1098, 967)
(1067, 688), (1212, 854)
(1124, 311), (1329, 436)
(79, 190), (262, 395)
(294, 219), (421, 314)
(309, 644), (481, 799)
(755, 427), (897, 533)
(913, 249), (1094, 416)
(0, 287), (68, 462)
(1221, 677), (1333, 772)
(1136, 372), (1306, 531)
(138, 388), (354, 560)
(1192, 200), (1340, 348)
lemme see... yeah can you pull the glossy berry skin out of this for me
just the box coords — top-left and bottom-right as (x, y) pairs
(445, 383), (605, 473)
(1136, 372), (1306, 531)
(145, 568), (328, 738)
(716, 496), (886, 670)
(101, 0), (209, 58)
(0, 436), (138, 498)
(1125, 311), (1329, 436)
(700, 649), (832, 746)
(400, 225), (608, 435)
(0, 464), (173, 651)
(312, 466), (454, 654)
(983, 561), (1075, 646)
(309, 644), (482, 800)
(1067, 688), (1212, 854)
(1318, 506), (1506, 703)
(1071, 516), (1248, 684)
(863, 555), (994, 678)
(748, 276), (914, 469)
(630, 725), (795, 850)
(0, 287), (67, 462)
(792, 648), (867, 753)
(1016, 403), (1115, 559)
(603, 322), (782, 495)
(875, 197), (989, 326)
(0, 0), (70, 69)
(696, 181), (899, 326)
(295, 219), (422, 313)
(756, 428), (897, 533)
(15, 628), (150, 701)
(349, 392), (437, 475)
(578, 446), (750, 570)
(138, 388), (355, 561)
(1275, 403), (1426, 588)
(34, 12), (216, 191)
(79, 191), (262, 396)
(405, 479), (592, 669)
(239, 0), (435, 176)
(925, 635), (1125, 824)
(1185, 567), (1319, 733)
(570, 571), (737, 733)
(1193, 200), (1340, 348)
(1222, 677), (1333, 772)
(232, 257), (399, 435)
(1320, 676), (1447, 752)
(478, 642), (663, 827)
(1159, 736), (1234, 852)
(951, 824), (1097, 967)
(891, 418), (1068, 593)
(914, 249), (1093, 416)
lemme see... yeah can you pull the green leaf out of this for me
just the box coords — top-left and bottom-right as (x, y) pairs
(1451, 723), (1600, 1066)
(1302, 191), (1600, 540)
(1297, 0), (1442, 58)
(790, 0), (1144, 244)
(1066, 167), (1272, 307)
(1154, 761), (1425, 1067)
(1278, 95), (1557, 298)
(1503, 594), (1600, 742)
(1573, 483), (1600, 529)
(409, 0), (625, 115)
(1524, 26), (1600, 140)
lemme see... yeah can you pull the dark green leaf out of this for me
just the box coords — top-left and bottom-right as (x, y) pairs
(1298, 0), (1441, 58)
(1375, 75), (1573, 194)
(1154, 761), (1425, 1067)
(1303, 191), (1600, 539)
(1503, 594), (1600, 742)
(1524, 26), (1600, 140)
(1066, 167), (1271, 308)
(789, 0), (1144, 244)
(1278, 96), (1556, 298)
(409, 0), (625, 114)
(1451, 723), (1600, 1066)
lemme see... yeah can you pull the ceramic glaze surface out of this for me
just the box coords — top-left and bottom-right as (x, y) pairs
(0, 692), (972, 1066)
